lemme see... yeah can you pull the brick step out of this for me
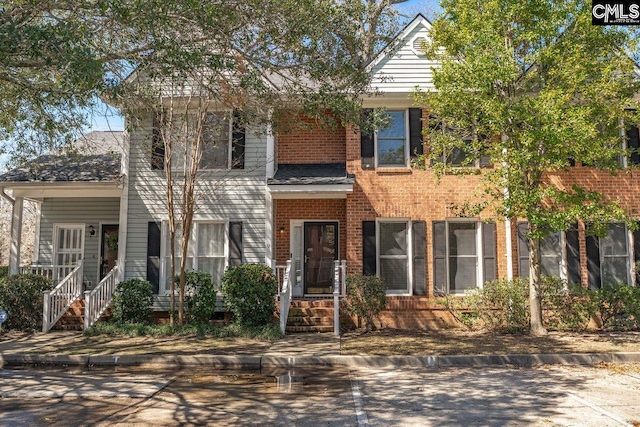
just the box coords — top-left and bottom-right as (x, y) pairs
(285, 325), (334, 333)
(289, 300), (334, 308)
(287, 316), (334, 326)
(288, 307), (335, 317)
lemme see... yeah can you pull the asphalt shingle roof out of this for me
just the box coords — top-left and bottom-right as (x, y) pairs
(267, 163), (354, 185)
(0, 153), (122, 183)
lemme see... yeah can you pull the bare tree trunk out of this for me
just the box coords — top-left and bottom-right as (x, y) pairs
(528, 233), (547, 336)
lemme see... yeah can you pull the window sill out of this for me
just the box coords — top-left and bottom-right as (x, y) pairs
(375, 167), (413, 175)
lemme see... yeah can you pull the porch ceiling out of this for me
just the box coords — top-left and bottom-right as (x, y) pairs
(6, 182), (123, 200)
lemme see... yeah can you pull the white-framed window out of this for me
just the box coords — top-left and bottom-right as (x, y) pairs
(172, 112), (233, 170)
(600, 223), (632, 286)
(160, 220), (228, 293)
(376, 219), (411, 294)
(434, 219), (493, 294)
(429, 116), (489, 168)
(375, 110), (409, 168)
(518, 231), (567, 280)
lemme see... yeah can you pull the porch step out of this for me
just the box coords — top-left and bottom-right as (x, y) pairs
(285, 299), (335, 333)
(51, 299), (112, 331)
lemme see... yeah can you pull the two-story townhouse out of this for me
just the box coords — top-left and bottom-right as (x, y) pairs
(2, 14), (639, 332)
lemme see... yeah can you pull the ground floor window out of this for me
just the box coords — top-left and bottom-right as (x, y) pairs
(433, 220), (496, 294)
(161, 221), (227, 293)
(377, 220), (410, 293)
(518, 227), (564, 279)
(600, 223), (630, 286)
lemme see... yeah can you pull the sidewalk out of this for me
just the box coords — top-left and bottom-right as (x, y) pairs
(2, 330), (640, 369)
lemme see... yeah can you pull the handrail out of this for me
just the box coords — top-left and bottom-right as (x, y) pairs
(275, 264), (287, 294)
(21, 264), (78, 284)
(279, 260), (292, 335)
(84, 264), (119, 330)
(42, 261), (83, 332)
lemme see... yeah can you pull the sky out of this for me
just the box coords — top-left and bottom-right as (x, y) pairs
(87, 0), (441, 134)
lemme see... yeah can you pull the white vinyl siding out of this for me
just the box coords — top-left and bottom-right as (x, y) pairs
(124, 116), (266, 306)
(38, 197), (120, 287)
(370, 20), (439, 93)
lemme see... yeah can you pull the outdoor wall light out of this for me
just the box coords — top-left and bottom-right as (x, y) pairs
(279, 226), (285, 234)
(88, 225), (96, 237)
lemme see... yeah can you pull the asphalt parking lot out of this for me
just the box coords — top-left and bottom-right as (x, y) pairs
(1, 365), (639, 426)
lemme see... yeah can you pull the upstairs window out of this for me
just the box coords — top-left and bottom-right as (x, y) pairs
(429, 117), (490, 168)
(376, 110), (408, 167)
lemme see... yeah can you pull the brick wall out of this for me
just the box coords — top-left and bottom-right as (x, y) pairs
(276, 115), (346, 164)
(274, 198), (347, 265)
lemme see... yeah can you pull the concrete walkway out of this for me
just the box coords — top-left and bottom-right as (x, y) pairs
(2, 330), (640, 370)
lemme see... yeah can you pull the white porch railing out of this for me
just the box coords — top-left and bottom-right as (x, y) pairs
(333, 260), (347, 336)
(42, 261), (83, 333)
(84, 264), (119, 330)
(20, 264), (77, 285)
(278, 260), (292, 335)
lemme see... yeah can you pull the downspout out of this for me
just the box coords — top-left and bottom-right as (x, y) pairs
(0, 187), (15, 206)
(502, 146), (514, 280)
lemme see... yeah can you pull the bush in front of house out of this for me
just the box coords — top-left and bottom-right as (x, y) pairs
(111, 278), (154, 323)
(595, 284), (640, 330)
(0, 266), (9, 280)
(344, 274), (387, 331)
(0, 274), (54, 331)
(180, 270), (218, 323)
(220, 263), (277, 327)
(542, 276), (597, 331)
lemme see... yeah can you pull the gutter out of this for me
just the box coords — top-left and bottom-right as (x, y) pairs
(0, 187), (15, 206)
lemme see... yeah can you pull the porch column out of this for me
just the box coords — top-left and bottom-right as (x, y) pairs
(9, 196), (24, 275)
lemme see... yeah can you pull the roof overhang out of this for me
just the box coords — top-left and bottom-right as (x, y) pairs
(1, 182), (123, 200)
(267, 184), (353, 199)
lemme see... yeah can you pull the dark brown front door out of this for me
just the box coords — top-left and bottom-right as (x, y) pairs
(100, 225), (119, 280)
(304, 222), (338, 294)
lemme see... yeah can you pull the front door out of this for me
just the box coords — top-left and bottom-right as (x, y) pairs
(100, 225), (119, 280)
(303, 222), (338, 294)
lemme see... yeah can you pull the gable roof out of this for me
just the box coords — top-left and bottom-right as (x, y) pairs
(0, 131), (124, 184)
(366, 13), (433, 72)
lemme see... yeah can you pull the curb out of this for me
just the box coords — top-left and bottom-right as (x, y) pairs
(2, 352), (640, 369)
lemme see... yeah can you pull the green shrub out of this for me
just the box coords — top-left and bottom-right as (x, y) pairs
(180, 270), (217, 323)
(111, 279), (154, 323)
(0, 266), (9, 280)
(595, 285), (640, 330)
(344, 274), (387, 331)
(220, 264), (277, 327)
(464, 277), (530, 332)
(542, 277), (597, 331)
(0, 274), (53, 331)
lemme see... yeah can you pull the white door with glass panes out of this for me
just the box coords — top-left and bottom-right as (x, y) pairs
(53, 224), (85, 281)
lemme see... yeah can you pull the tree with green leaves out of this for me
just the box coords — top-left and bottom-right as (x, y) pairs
(416, 0), (640, 335)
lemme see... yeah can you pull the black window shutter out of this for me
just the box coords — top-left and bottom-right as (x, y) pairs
(627, 125), (640, 166)
(362, 221), (376, 275)
(586, 234), (601, 290)
(483, 222), (497, 283)
(479, 154), (492, 167)
(633, 221), (640, 285)
(229, 221), (243, 266)
(409, 108), (423, 158)
(232, 111), (245, 169)
(566, 224), (581, 285)
(516, 222), (530, 278)
(412, 220), (427, 295)
(151, 118), (165, 170)
(433, 221), (447, 294)
(147, 222), (161, 294)
(361, 109), (375, 169)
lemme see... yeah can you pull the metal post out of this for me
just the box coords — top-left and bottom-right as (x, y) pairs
(334, 260), (340, 336)
(42, 291), (50, 333)
(341, 260), (347, 296)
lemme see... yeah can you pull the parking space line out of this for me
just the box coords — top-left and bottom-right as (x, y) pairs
(566, 392), (633, 427)
(349, 370), (369, 427)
